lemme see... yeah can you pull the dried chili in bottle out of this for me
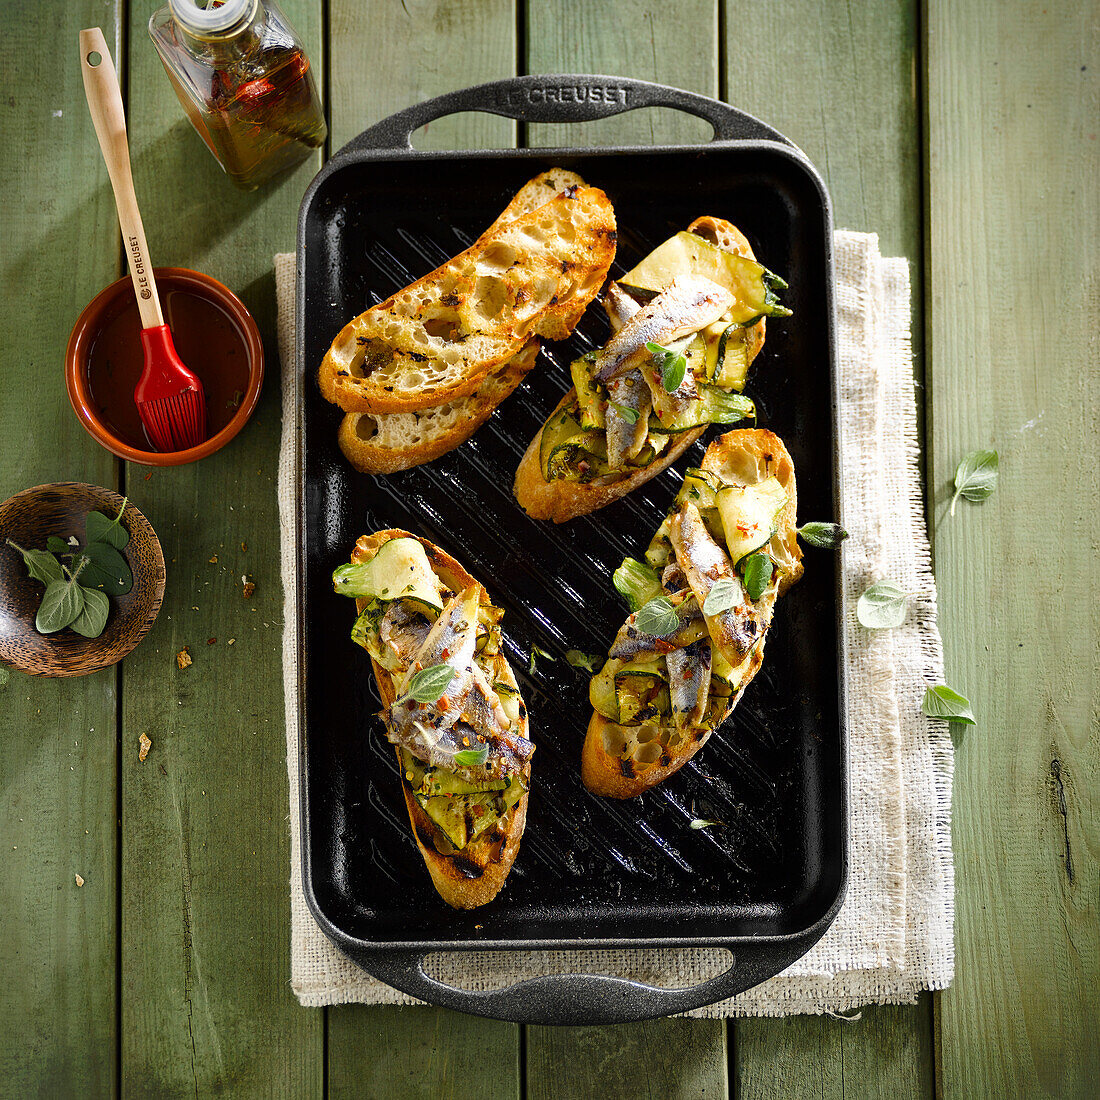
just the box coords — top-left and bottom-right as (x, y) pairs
(149, 0), (326, 190)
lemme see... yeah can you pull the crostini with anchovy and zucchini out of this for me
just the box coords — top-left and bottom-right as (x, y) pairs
(514, 217), (790, 523)
(581, 429), (803, 798)
(332, 530), (534, 907)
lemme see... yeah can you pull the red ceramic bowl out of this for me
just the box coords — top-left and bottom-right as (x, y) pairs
(66, 268), (264, 466)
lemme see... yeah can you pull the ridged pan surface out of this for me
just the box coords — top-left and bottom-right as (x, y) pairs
(300, 148), (844, 949)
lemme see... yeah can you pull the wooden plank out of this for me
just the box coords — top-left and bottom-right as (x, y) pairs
(719, 1), (934, 1093)
(328, 1006), (519, 1099)
(0, 4), (123, 1096)
(115, 3), (324, 1096)
(736, 1002), (934, 1099)
(327, 0), (516, 152)
(926, 2), (1100, 1097)
(527, 1019), (728, 1100)
(523, 3), (728, 1091)
(525, 0), (717, 148)
(323, 1), (522, 1093)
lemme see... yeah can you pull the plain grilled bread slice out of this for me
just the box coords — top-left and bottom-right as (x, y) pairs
(337, 341), (538, 475)
(351, 530), (532, 908)
(317, 169), (584, 411)
(320, 183), (616, 413)
(514, 219), (764, 523)
(580, 429), (800, 798)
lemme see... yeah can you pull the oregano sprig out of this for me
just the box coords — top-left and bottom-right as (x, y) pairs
(394, 663), (456, 707)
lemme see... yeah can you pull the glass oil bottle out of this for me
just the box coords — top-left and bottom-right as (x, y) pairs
(149, 0), (326, 190)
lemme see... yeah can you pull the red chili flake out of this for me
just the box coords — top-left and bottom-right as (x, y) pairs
(206, 637), (216, 646)
(441, 648), (450, 660)
(438, 697), (450, 713)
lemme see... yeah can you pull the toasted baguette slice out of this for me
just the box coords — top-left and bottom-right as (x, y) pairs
(513, 219), (766, 524)
(350, 531), (531, 908)
(581, 429), (801, 798)
(514, 388), (707, 524)
(321, 184), (616, 414)
(337, 340), (537, 475)
(317, 169), (585, 410)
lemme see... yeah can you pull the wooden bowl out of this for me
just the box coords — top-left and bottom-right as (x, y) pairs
(0, 484), (165, 677)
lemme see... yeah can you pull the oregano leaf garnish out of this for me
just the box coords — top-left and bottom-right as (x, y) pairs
(798, 522), (848, 549)
(702, 577), (742, 616)
(857, 581), (908, 629)
(395, 663), (456, 706)
(36, 576), (86, 634)
(71, 587), (110, 638)
(740, 553), (774, 601)
(633, 596), (679, 637)
(922, 684), (976, 725)
(949, 450), (998, 517)
(453, 744), (490, 768)
(609, 402), (640, 425)
(85, 499), (129, 550)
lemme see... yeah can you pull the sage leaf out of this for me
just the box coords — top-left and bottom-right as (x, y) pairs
(528, 644), (557, 674)
(46, 536), (71, 556)
(76, 542), (133, 595)
(634, 596), (679, 637)
(453, 744), (490, 768)
(397, 663), (456, 705)
(857, 581), (908, 629)
(798, 522), (849, 549)
(85, 501), (129, 550)
(36, 578), (85, 634)
(702, 577), (742, 616)
(609, 402), (640, 425)
(949, 450), (998, 516)
(740, 553), (774, 601)
(10, 543), (63, 585)
(922, 684), (976, 725)
(71, 587), (110, 638)
(565, 649), (601, 673)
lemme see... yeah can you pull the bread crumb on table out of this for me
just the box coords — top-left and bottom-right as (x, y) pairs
(138, 733), (152, 762)
(176, 647), (192, 670)
(75, 874), (84, 887)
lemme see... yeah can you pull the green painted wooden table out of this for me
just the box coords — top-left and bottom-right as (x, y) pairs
(1, 1), (1096, 1096)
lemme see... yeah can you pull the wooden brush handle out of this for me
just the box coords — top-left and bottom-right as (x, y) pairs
(79, 28), (163, 330)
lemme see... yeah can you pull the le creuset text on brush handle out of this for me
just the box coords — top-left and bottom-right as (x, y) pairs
(79, 27), (164, 331)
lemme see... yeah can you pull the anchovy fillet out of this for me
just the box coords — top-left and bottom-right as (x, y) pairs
(603, 282), (642, 333)
(666, 638), (713, 727)
(381, 584), (534, 779)
(669, 501), (767, 666)
(605, 369), (651, 469)
(593, 277), (733, 385)
(608, 595), (706, 661)
(379, 600), (431, 665)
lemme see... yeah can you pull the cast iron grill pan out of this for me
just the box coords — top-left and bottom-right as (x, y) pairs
(296, 76), (847, 1024)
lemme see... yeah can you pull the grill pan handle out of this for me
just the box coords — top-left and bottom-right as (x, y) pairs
(333, 74), (792, 156)
(343, 935), (824, 1025)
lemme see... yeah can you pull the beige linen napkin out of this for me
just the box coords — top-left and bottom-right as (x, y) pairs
(275, 232), (954, 1016)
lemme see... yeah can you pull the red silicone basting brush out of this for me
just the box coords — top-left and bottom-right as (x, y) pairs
(80, 27), (206, 452)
